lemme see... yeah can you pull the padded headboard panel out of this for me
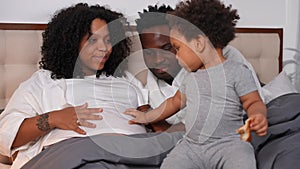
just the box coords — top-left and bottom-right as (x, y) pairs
(0, 23), (283, 110)
(230, 28), (283, 84)
(0, 24), (46, 109)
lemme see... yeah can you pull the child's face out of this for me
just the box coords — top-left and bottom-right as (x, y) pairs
(170, 29), (203, 72)
(79, 18), (112, 76)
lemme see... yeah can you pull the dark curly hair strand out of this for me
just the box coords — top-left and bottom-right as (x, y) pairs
(169, 0), (240, 48)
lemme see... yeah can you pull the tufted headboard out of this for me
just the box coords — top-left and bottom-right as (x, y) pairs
(0, 24), (45, 110)
(0, 23), (283, 110)
(230, 28), (283, 84)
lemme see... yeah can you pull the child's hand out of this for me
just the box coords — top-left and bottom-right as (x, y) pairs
(249, 113), (268, 136)
(124, 108), (149, 125)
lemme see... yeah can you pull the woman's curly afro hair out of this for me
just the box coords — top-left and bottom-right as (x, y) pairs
(169, 0), (240, 48)
(40, 3), (130, 79)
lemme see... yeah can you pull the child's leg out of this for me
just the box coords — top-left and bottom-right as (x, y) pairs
(223, 140), (256, 169)
(161, 139), (206, 169)
(208, 137), (256, 169)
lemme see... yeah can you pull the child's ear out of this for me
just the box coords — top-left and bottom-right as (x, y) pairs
(194, 35), (206, 53)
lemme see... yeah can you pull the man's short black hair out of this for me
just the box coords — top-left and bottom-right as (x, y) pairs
(135, 4), (174, 33)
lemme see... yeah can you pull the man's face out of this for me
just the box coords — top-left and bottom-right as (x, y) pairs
(140, 25), (181, 83)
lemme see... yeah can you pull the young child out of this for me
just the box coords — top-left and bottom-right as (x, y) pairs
(124, 0), (268, 168)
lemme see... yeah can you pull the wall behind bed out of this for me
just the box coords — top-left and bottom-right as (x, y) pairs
(0, 0), (287, 27)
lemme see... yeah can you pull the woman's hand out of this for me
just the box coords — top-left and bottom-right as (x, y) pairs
(49, 103), (102, 135)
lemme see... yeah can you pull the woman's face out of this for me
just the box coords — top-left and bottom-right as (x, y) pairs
(79, 18), (112, 76)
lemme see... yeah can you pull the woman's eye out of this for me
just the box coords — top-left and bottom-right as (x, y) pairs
(105, 38), (111, 44)
(88, 37), (97, 43)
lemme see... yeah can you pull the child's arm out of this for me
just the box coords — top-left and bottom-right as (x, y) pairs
(124, 90), (186, 125)
(240, 91), (268, 136)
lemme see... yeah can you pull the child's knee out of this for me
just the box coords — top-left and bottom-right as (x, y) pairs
(222, 142), (256, 169)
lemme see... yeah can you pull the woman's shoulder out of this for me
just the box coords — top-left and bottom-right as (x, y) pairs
(6, 70), (57, 102)
(23, 70), (51, 83)
(20, 70), (60, 89)
(32, 69), (52, 78)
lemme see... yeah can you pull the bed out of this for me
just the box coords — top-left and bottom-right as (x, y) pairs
(1, 23), (299, 169)
(0, 24), (284, 111)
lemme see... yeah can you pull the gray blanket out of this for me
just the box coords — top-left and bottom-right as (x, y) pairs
(251, 93), (300, 169)
(22, 132), (183, 169)
(20, 93), (300, 169)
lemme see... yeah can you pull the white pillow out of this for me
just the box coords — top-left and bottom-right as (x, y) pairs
(262, 71), (298, 104)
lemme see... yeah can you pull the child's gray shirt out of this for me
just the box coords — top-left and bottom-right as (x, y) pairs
(179, 60), (257, 144)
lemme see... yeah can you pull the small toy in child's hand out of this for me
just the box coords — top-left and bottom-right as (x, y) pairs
(237, 118), (252, 142)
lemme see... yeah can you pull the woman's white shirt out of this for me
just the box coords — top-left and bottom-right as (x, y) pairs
(0, 70), (147, 169)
